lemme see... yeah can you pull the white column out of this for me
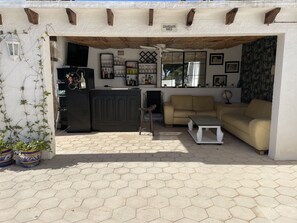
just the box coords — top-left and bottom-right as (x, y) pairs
(269, 32), (297, 160)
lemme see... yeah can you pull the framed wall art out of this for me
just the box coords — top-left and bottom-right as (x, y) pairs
(209, 53), (224, 65)
(213, 75), (227, 87)
(225, 61), (240, 73)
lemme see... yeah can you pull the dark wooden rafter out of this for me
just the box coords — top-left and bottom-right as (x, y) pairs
(106, 9), (114, 26)
(187, 8), (195, 26)
(0, 14), (2, 25)
(24, 8), (39, 25)
(50, 36), (57, 42)
(119, 37), (130, 48)
(66, 8), (77, 25)
(264, 8), (281, 25)
(226, 8), (238, 25)
(149, 9), (154, 26)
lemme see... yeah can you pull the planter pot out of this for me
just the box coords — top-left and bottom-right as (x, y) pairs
(0, 148), (14, 167)
(17, 150), (41, 168)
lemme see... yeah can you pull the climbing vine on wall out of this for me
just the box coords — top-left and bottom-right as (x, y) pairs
(0, 27), (52, 145)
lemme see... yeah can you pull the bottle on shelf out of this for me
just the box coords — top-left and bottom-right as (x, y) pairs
(80, 72), (86, 89)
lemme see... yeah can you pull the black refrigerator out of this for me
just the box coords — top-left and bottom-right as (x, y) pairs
(57, 68), (94, 132)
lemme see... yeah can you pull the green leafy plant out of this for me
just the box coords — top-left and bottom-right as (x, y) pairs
(13, 139), (50, 152)
(0, 27), (53, 151)
(0, 138), (9, 153)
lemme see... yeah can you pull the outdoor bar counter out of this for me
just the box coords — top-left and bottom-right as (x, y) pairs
(90, 88), (141, 131)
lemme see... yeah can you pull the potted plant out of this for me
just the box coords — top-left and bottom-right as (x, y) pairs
(0, 138), (14, 167)
(14, 139), (50, 168)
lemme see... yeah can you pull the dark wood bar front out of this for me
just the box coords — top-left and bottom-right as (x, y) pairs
(90, 89), (141, 131)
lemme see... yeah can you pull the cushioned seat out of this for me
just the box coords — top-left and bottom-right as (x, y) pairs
(164, 95), (216, 125)
(217, 99), (272, 153)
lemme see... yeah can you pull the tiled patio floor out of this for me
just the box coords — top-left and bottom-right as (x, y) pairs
(1, 124), (297, 223)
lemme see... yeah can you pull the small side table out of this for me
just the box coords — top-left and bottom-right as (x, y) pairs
(139, 105), (156, 136)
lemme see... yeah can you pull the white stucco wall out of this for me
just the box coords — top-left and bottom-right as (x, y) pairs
(1, 4), (297, 159)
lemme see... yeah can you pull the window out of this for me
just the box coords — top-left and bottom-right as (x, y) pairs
(161, 51), (207, 87)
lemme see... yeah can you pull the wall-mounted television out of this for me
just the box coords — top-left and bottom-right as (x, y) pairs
(66, 42), (89, 67)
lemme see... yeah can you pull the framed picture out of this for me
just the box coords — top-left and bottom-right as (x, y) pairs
(209, 53), (224, 65)
(213, 75), (227, 87)
(225, 61), (240, 73)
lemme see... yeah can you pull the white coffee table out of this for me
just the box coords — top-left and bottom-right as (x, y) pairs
(188, 115), (224, 144)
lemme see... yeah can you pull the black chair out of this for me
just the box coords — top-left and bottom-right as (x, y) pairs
(139, 104), (157, 136)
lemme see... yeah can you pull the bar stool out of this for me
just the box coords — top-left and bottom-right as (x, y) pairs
(139, 104), (157, 136)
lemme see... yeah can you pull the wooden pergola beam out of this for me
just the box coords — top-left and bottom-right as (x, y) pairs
(66, 8), (77, 25)
(106, 9), (114, 26)
(187, 8), (195, 26)
(226, 8), (238, 25)
(0, 14), (2, 25)
(149, 9), (154, 26)
(264, 8), (281, 25)
(24, 8), (39, 25)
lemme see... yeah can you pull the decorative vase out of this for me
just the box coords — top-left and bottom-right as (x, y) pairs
(0, 148), (14, 167)
(17, 150), (41, 168)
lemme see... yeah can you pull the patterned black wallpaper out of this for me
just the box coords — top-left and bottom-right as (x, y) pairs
(240, 36), (277, 103)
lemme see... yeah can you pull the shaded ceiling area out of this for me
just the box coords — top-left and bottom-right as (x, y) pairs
(65, 36), (267, 50)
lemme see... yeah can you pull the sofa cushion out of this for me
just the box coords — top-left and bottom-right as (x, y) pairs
(192, 96), (214, 111)
(222, 113), (252, 134)
(174, 110), (196, 118)
(171, 95), (193, 110)
(196, 110), (217, 117)
(245, 99), (272, 119)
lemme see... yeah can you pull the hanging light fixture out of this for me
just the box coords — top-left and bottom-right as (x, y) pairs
(6, 34), (20, 60)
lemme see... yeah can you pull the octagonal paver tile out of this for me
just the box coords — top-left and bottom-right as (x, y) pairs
(160, 206), (184, 221)
(170, 196), (191, 208)
(233, 196), (257, 208)
(59, 197), (83, 210)
(76, 188), (97, 199)
(275, 205), (297, 219)
(35, 188), (57, 200)
(197, 187), (218, 198)
(138, 187), (157, 198)
(81, 197), (104, 209)
(158, 188), (177, 198)
(55, 188), (77, 199)
(148, 195), (169, 208)
(64, 208), (89, 222)
(206, 206), (232, 221)
(148, 179), (166, 189)
(0, 208), (19, 222)
(255, 195), (279, 208)
(211, 196), (235, 208)
(88, 207), (113, 221)
(37, 197), (61, 210)
(229, 206), (256, 221)
(110, 180), (128, 189)
(97, 188), (117, 198)
(117, 187), (137, 198)
(113, 206), (136, 222)
(166, 179), (184, 189)
(126, 196), (147, 208)
(90, 180), (109, 189)
(71, 180), (91, 190)
(191, 195), (213, 208)
(52, 181), (72, 190)
(15, 197), (39, 210)
(183, 206), (208, 221)
(104, 196), (125, 209)
(216, 187), (238, 198)
(137, 207), (160, 222)
(39, 207), (65, 222)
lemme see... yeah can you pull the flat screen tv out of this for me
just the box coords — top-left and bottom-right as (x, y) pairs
(66, 42), (89, 67)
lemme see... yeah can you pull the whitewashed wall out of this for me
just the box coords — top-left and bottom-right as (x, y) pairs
(1, 5), (297, 159)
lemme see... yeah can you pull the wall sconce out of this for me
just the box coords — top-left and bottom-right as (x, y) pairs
(271, 64), (275, 76)
(6, 34), (20, 60)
